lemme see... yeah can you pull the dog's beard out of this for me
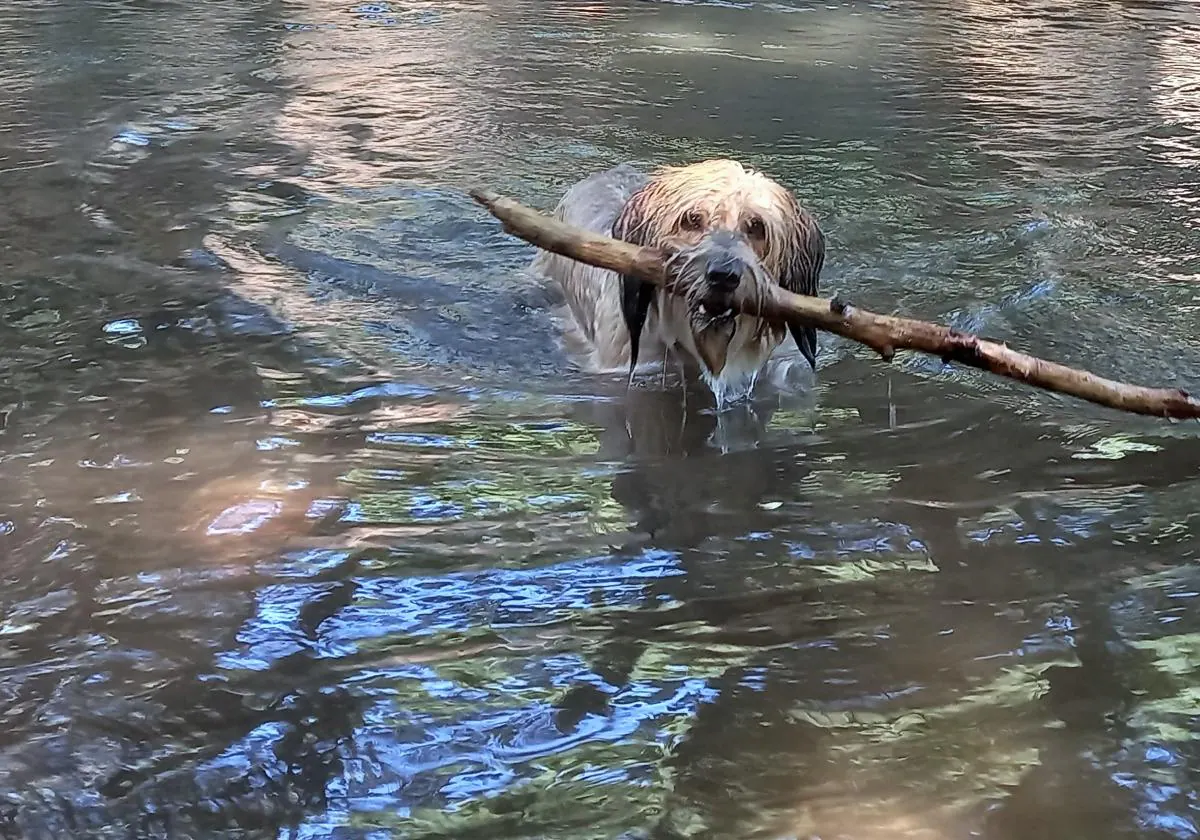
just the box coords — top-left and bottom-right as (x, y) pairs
(690, 303), (737, 377)
(688, 297), (785, 409)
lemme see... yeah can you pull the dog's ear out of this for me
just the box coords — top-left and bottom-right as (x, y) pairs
(779, 206), (825, 371)
(620, 277), (655, 375)
(612, 190), (656, 374)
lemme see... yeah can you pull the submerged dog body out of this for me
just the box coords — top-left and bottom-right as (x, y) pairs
(531, 158), (826, 406)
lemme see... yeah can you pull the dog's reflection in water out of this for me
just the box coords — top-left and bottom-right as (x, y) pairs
(564, 355), (822, 560)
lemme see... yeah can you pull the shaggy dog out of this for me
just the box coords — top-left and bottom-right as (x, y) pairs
(531, 159), (825, 406)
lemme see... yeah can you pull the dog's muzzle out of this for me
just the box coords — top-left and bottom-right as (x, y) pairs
(699, 230), (749, 316)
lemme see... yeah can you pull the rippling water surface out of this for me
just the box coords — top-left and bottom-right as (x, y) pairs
(4, 1), (1200, 837)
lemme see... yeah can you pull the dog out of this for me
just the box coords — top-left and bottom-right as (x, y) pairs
(531, 158), (826, 407)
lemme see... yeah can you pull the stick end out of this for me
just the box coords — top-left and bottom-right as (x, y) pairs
(468, 187), (500, 209)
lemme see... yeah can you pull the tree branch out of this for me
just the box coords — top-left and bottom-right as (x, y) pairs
(470, 187), (1200, 420)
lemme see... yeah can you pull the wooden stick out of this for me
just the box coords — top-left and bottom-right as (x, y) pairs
(470, 187), (1200, 420)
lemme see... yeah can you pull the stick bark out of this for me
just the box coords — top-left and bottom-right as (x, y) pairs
(470, 187), (1200, 420)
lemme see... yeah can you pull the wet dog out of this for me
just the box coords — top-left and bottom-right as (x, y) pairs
(531, 159), (825, 407)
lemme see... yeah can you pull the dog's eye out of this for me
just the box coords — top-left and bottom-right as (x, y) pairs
(744, 216), (766, 239)
(680, 210), (705, 231)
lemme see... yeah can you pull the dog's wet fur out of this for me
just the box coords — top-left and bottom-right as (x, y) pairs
(531, 159), (825, 407)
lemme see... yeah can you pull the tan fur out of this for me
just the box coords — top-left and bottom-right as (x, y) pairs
(531, 159), (824, 405)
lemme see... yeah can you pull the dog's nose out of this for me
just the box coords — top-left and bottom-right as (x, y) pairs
(706, 269), (741, 291)
(700, 241), (744, 294)
(705, 249), (744, 292)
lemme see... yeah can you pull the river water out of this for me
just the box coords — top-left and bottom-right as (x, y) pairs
(3, 0), (1200, 837)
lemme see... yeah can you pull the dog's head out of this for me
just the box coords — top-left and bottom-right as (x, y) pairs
(612, 159), (825, 403)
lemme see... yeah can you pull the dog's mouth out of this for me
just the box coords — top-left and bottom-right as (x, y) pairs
(694, 299), (737, 327)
